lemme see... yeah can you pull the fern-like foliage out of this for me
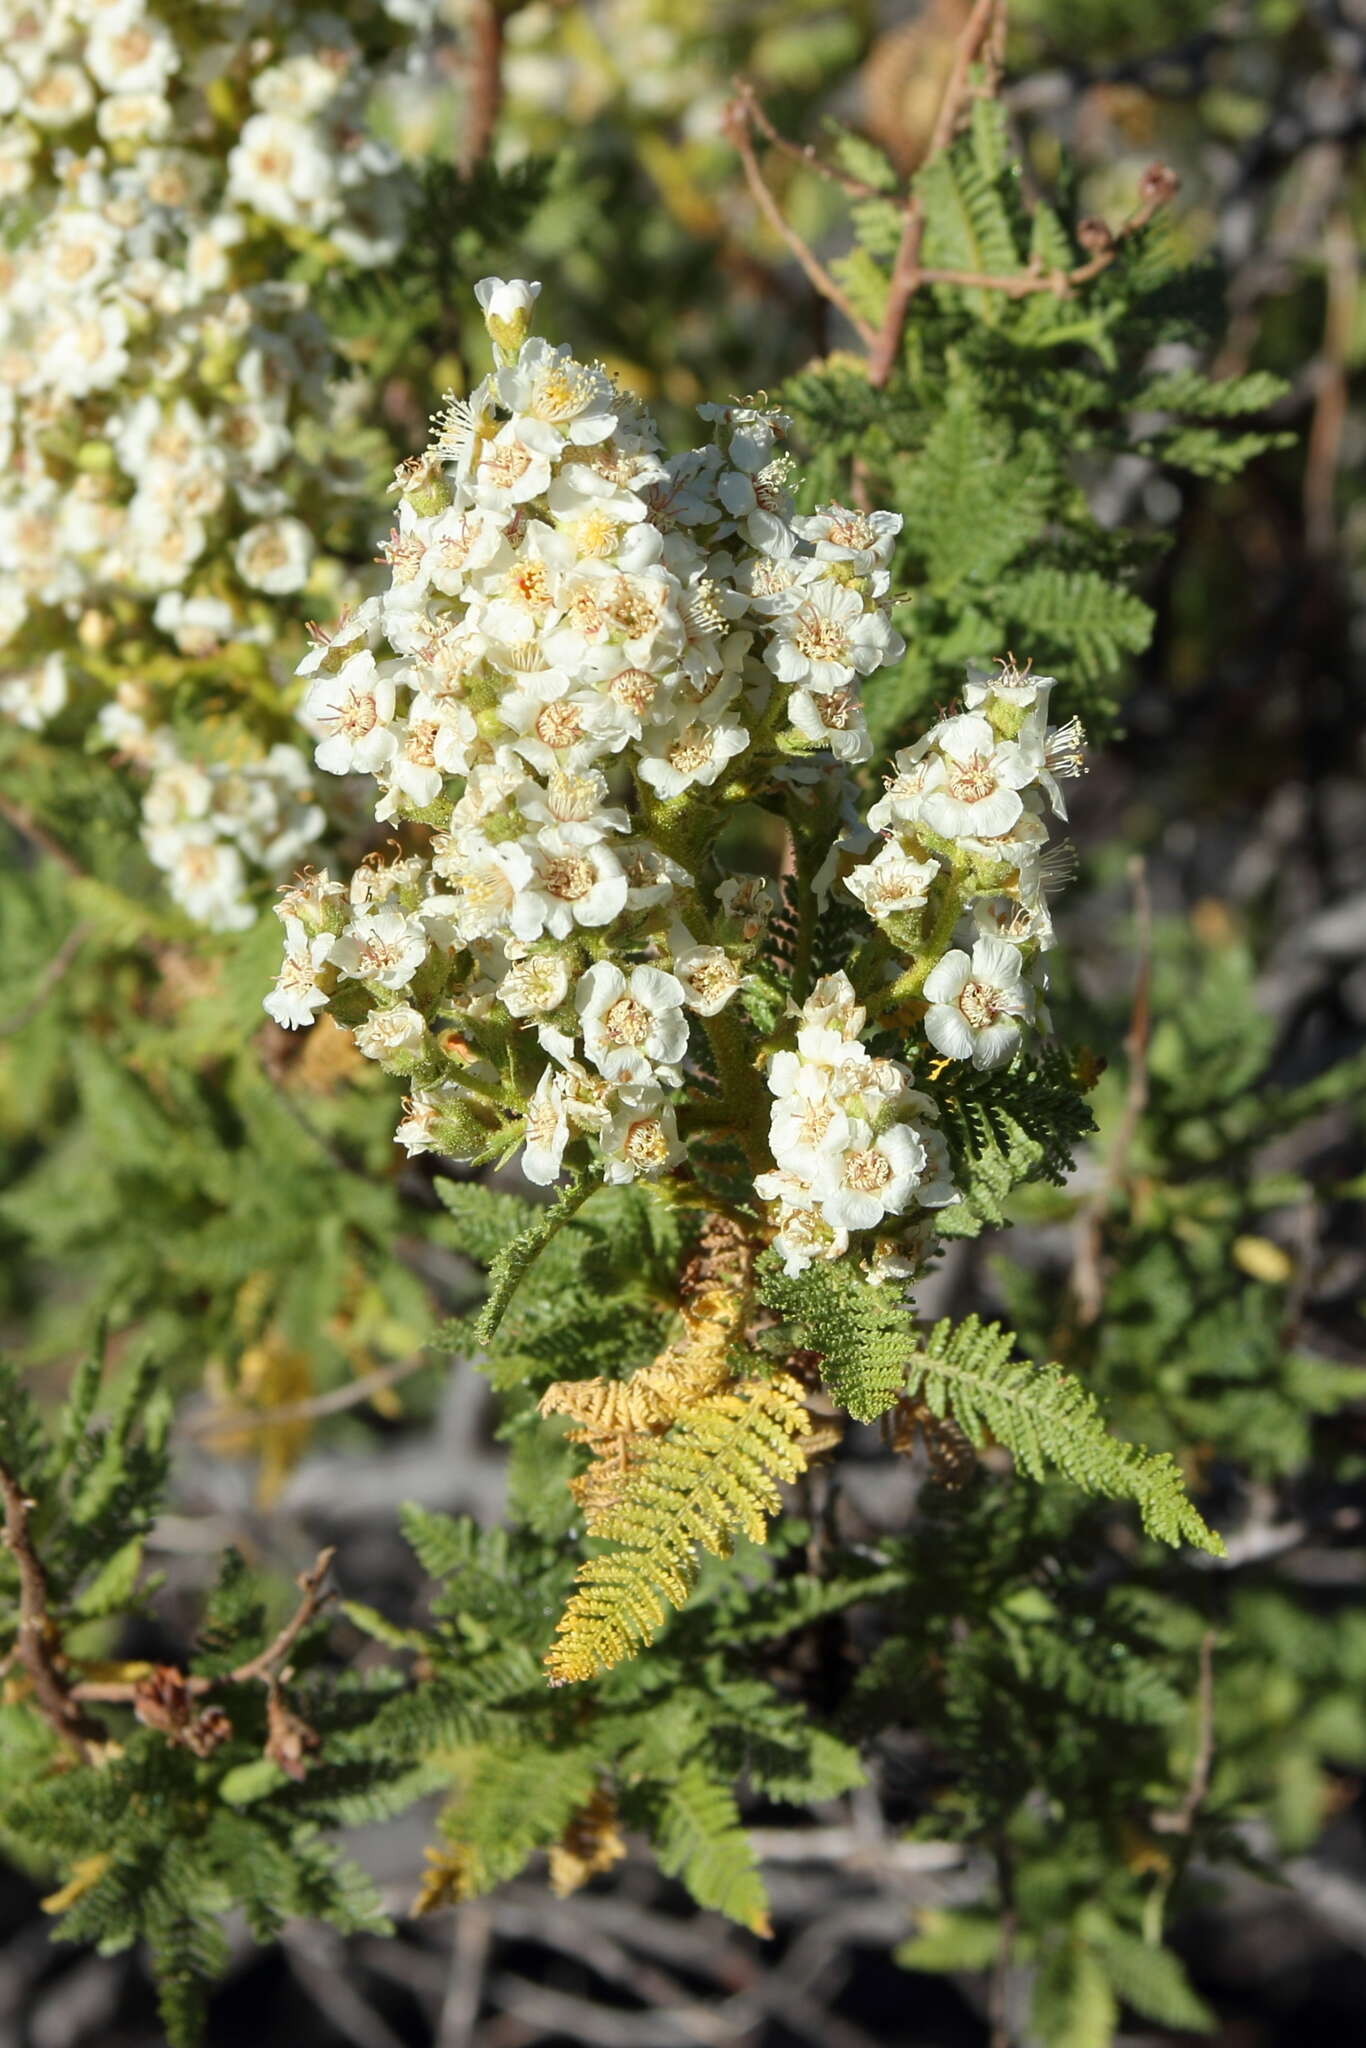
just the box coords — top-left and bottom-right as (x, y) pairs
(908, 1317), (1222, 1552)
(936, 1047), (1098, 1235)
(545, 1372), (810, 1684)
(755, 1250), (912, 1421)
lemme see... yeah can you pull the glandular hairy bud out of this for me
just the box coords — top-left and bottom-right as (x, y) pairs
(433, 1096), (502, 1158)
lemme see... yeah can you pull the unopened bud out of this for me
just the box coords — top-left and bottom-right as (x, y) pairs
(474, 275), (541, 358)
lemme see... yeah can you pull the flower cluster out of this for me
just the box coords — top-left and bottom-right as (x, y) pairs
(756, 972), (957, 1279)
(99, 685), (323, 931)
(266, 280), (1082, 1284)
(848, 661), (1085, 1068)
(0, 0), (413, 926)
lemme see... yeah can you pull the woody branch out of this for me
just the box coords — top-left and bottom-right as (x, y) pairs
(69, 1547), (336, 1704)
(725, 0), (1179, 391)
(0, 1464), (100, 1762)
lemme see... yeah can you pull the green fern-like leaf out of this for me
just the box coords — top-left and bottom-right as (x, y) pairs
(546, 1375), (810, 1684)
(755, 1253), (910, 1421)
(433, 1179), (540, 1261)
(475, 1169), (600, 1342)
(937, 1048), (1095, 1236)
(646, 1758), (771, 1934)
(909, 1317), (1222, 1552)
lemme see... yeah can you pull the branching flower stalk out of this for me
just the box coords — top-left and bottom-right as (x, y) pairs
(267, 279), (1085, 1291)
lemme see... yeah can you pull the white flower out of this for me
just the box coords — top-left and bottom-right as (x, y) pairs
(787, 685), (871, 764)
(600, 1086), (684, 1183)
(331, 905), (430, 990)
(395, 1086), (453, 1158)
(263, 917), (335, 1028)
(305, 652), (398, 776)
(800, 971), (865, 1037)
(87, 14), (180, 97)
(24, 65), (95, 129)
(915, 715), (1032, 841)
(766, 580), (903, 692)
(517, 832), (628, 940)
(753, 1176), (849, 1277)
(962, 657), (1055, 714)
(474, 276), (542, 333)
(916, 1126), (959, 1209)
(636, 710), (749, 799)
(923, 937), (1034, 1069)
(814, 1121), (928, 1232)
(845, 844), (940, 920)
(234, 516), (313, 594)
(768, 1063), (851, 1182)
(499, 953), (571, 1018)
(0, 652), (65, 730)
(473, 421), (554, 507)
(672, 941), (741, 1016)
(1015, 714), (1086, 821)
(576, 961), (689, 1083)
(227, 113), (338, 228)
(45, 304), (130, 396)
(521, 1066), (571, 1185)
(354, 1004), (428, 1061)
(791, 506), (901, 569)
(440, 838), (537, 941)
(156, 829), (252, 931)
(376, 713), (449, 814)
(496, 338), (617, 451)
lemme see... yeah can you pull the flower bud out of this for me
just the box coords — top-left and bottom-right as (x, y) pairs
(474, 276), (542, 356)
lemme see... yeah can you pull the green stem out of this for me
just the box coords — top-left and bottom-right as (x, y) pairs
(790, 831), (818, 1009)
(873, 875), (965, 1013)
(702, 1006), (767, 1174)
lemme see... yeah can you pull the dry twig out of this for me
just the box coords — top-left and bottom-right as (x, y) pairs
(726, 0), (1179, 390)
(69, 1548), (336, 1704)
(0, 1465), (100, 1762)
(184, 1354), (435, 1437)
(0, 922), (89, 1038)
(722, 97), (877, 350)
(458, 0), (504, 178)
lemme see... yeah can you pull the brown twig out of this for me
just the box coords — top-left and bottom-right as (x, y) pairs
(731, 81), (890, 201)
(866, 0), (1002, 385)
(728, 1), (1179, 392)
(1144, 1629), (1218, 1941)
(458, 0), (504, 178)
(1303, 211), (1357, 559)
(0, 791), (85, 880)
(1155, 1628), (1217, 1837)
(0, 921), (90, 1037)
(722, 97), (878, 350)
(0, 1463), (99, 1761)
(70, 1548), (336, 1703)
(184, 1354), (434, 1436)
(1071, 855), (1152, 1325)
(232, 1548), (336, 1686)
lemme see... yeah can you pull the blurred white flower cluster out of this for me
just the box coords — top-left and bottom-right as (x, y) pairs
(267, 280), (1082, 1284)
(501, 0), (731, 138)
(0, 0), (412, 927)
